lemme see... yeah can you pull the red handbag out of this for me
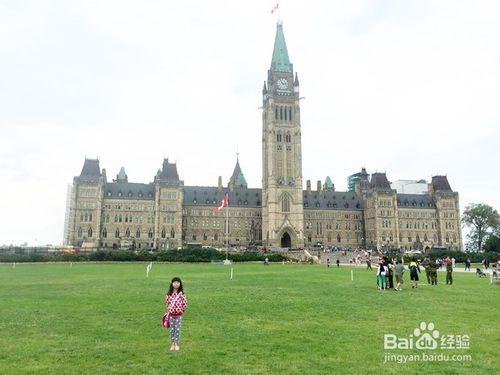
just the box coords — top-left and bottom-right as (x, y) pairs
(162, 313), (170, 328)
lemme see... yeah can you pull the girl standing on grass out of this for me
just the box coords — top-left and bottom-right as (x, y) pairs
(165, 277), (188, 351)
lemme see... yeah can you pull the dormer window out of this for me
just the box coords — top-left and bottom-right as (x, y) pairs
(107, 191), (111, 197)
(128, 191), (133, 197)
(193, 199), (197, 204)
(148, 192), (153, 198)
(118, 191), (122, 197)
(138, 192), (143, 198)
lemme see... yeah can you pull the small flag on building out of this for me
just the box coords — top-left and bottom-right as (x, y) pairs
(213, 192), (228, 213)
(146, 262), (153, 277)
(271, 3), (280, 14)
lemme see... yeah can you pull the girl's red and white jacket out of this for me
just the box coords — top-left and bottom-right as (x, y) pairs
(165, 292), (188, 317)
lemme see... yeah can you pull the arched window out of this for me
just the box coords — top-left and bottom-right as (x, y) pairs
(125, 228), (130, 237)
(115, 228), (120, 238)
(88, 227), (93, 238)
(277, 132), (282, 142)
(280, 106), (283, 120)
(161, 228), (166, 238)
(282, 194), (290, 212)
(446, 234), (450, 243)
(78, 227), (82, 237)
(203, 233), (207, 241)
(119, 214), (122, 223)
(102, 228), (107, 238)
(275, 107), (278, 120)
(214, 233), (218, 241)
(289, 107), (292, 121)
(148, 229), (153, 239)
(284, 106), (287, 121)
(136, 229), (141, 238)
(171, 228), (175, 239)
(337, 234), (341, 243)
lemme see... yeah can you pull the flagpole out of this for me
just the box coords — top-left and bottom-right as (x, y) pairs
(225, 195), (229, 261)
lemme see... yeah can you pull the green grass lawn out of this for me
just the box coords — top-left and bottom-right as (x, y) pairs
(0, 262), (499, 374)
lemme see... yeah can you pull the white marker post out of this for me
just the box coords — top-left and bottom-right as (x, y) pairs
(146, 262), (152, 278)
(351, 269), (354, 281)
(230, 267), (234, 280)
(12, 263), (15, 269)
(70, 262), (73, 268)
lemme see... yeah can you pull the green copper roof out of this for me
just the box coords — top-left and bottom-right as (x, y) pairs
(117, 167), (127, 182)
(270, 23), (292, 73)
(230, 158), (247, 187)
(325, 176), (334, 188)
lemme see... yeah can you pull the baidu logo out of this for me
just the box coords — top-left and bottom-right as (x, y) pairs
(384, 322), (469, 350)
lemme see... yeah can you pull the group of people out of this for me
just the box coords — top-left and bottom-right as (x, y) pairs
(375, 257), (407, 291)
(375, 255), (456, 291)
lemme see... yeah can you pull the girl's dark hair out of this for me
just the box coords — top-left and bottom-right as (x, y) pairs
(167, 277), (184, 295)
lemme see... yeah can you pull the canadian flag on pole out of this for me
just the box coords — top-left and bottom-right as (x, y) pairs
(213, 193), (228, 213)
(271, 3), (279, 14)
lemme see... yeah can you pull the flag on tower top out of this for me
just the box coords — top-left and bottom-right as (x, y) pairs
(271, 3), (279, 14)
(214, 193), (228, 213)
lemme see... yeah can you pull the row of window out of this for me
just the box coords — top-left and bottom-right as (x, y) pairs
(185, 209), (261, 217)
(305, 212), (362, 220)
(304, 201), (361, 209)
(106, 191), (153, 198)
(275, 106), (293, 122)
(397, 200), (433, 208)
(191, 198), (260, 206)
(305, 222), (362, 231)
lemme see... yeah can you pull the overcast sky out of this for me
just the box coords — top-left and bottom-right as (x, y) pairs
(1, 0), (499, 245)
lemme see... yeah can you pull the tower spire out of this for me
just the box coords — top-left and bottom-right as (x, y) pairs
(270, 23), (292, 73)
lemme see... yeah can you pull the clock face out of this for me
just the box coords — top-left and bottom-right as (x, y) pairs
(276, 78), (289, 90)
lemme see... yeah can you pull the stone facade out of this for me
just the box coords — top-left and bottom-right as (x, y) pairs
(66, 23), (463, 252)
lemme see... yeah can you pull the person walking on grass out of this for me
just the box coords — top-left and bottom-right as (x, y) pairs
(428, 258), (438, 285)
(366, 258), (372, 270)
(394, 260), (405, 291)
(464, 257), (471, 271)
(327, 258), (331, 268)
(165, 277), (188, 351)
(446, 256), (453, 285)
(409, 257), (421, 288)
(336, 259), (340, 267)
(376, 262), (388, 291)
(421, 257), (431, 284)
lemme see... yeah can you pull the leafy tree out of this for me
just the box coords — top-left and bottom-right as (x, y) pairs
(484, 235), (500, 253)
(462, 203), (500, 251)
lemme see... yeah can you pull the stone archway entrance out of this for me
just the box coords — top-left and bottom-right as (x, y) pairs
(281, 232), (291, 249)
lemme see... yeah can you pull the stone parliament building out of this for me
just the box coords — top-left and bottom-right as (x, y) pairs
(65, 24), (463, 252)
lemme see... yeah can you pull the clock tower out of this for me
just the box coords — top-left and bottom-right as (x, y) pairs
(262, 23), (304, 249)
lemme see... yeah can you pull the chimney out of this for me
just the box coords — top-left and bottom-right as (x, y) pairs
(306, 180), (311, 191)
(218, 176), (222, 190)
(317, 180), (322, 192)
